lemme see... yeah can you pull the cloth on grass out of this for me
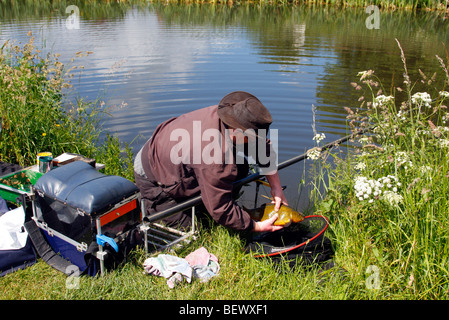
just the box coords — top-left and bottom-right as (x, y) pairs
(143, 254), (192, 288)
(143, 247), (219, 288)
(185, 246), (220, 283)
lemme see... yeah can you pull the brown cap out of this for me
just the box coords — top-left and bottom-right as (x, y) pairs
(217, 91), (272, 132)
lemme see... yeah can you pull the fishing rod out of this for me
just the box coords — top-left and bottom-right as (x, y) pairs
(144, 127), (370, 223)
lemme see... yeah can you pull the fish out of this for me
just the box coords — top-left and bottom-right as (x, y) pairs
(243, 203), (305, 227)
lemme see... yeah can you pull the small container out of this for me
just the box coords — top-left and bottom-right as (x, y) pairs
(38, 156), (53, 173)
(37, 152), (52, 164)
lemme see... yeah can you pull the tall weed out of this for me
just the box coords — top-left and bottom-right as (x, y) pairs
(311, 40), (449, 298)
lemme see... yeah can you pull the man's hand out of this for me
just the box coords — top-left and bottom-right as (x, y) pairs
(252, 213), (283, 232)
(266, 172), (288, 212)
(270, 187), (288, 212)
(252, 171), (288, 232)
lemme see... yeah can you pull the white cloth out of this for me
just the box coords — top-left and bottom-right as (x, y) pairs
(143, 254), (192, 288)
(143, 247), (220, 288)
(0, 206), (27, 250)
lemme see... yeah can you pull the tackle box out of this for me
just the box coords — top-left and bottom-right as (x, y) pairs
(31, 161), (142, 275)
(0, 168), (43, 203)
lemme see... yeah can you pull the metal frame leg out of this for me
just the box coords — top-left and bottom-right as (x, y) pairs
(140, 198), (197, 255)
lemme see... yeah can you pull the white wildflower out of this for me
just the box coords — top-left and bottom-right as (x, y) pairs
(419, 165), (432, 174)
(373, 95), (394, 108)
(443, 115), (448, 125)
(411, 92), (432, 108)
(438, 139), (449, 148)
(355, 162), (366, 170)
(307, 149), (321, 160)
(358, 136), (369, 143)
(396, 151), (412, 169)
(354, 174), (401, 205)
(397, 110), (406, 121)
(313, 133), (326, 143)
(439, 91), (449, 98)
(382, 191), (403, 207)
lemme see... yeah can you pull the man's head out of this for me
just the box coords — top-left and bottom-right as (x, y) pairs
(217, 91), (272, 135)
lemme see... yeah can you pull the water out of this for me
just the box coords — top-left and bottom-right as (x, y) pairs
(1, 2), (449, 208)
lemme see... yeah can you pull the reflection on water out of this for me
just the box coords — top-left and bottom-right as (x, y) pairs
(1, 2), (449, 207)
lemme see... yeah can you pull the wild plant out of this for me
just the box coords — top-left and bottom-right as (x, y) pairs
(0, 34), (134, 179)
(309, 40), (449, 298)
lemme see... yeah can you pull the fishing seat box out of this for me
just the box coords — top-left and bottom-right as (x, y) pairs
(31, 161), (142, 276)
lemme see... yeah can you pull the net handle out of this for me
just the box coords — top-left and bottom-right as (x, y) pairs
(253, 215), (329, 258)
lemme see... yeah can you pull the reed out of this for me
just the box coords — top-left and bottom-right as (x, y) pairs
(149, 0), (447, 12)
(0, 0), (447, 17)
(0, 34), (134, 180)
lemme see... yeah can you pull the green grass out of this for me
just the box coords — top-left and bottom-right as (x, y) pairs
(2, 33), (449, 299)
(0, 224), (353, 300)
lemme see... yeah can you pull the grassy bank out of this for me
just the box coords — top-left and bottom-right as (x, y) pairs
(1, 33), (449, 300)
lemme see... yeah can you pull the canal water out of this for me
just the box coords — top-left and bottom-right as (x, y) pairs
(1, 2), (448, 209)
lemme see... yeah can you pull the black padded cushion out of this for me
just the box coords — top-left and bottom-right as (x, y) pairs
(33, 161), (138, 215)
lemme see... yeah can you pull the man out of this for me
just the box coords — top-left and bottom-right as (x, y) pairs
(134, 91), (287, 233)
